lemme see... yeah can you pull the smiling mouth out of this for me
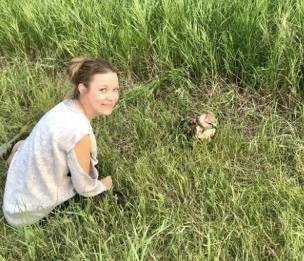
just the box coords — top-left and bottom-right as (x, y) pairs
(101, 104), (114, 109)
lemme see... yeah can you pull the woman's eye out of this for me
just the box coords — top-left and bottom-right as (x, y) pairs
(99, 89), (107, 92)
(114, 88), (120, 92)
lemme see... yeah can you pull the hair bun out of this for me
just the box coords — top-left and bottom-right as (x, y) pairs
(68, 57), (87, 82)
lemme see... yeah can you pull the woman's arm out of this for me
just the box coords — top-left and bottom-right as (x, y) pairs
(67, 135), (112, 196)
(74, 134), (91, 174)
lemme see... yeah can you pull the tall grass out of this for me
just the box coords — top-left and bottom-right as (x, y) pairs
(0, 0), (303, 90)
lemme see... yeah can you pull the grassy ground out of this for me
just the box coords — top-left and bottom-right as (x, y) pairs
(0, 0), (304, 260)
(0, 60), (303, 260)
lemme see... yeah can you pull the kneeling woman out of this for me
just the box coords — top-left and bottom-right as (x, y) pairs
(2, 57), (119, 226)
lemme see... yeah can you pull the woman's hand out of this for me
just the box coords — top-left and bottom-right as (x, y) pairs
(101, 176), (113, 190)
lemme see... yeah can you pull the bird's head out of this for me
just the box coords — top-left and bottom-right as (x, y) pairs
(197, 112), (217, 129)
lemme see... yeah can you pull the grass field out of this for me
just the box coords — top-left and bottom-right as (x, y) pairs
(0, 0), (304, 260)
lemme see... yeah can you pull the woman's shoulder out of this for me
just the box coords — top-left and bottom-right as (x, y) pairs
(25, 99), (92, 151)
(46, 99), (89, 125)
(33, 99), (90, 139)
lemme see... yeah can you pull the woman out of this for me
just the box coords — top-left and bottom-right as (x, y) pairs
(2, 57), (120, 226)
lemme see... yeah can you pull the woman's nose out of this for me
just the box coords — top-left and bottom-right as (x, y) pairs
(105, 93), (118, 102)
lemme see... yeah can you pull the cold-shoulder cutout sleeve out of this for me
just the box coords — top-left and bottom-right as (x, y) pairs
(67, 148), (107, 197)
(65, 126), (90, 153)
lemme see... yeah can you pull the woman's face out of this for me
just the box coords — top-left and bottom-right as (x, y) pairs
(79, 72), (120, 118)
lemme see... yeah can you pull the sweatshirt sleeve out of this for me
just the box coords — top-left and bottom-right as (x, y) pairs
(67, 148), (107, 197)
(58, 114), (91, 153)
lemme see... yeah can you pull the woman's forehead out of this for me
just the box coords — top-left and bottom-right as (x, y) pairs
(91, 72), (118, 85)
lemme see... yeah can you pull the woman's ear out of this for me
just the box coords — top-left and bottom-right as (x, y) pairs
(78, 83), (88, 95)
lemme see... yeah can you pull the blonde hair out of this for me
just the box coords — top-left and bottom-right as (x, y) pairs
(67, 57), (117, 99)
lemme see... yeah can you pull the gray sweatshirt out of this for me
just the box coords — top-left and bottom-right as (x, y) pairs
(2, 99), (107, 226)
